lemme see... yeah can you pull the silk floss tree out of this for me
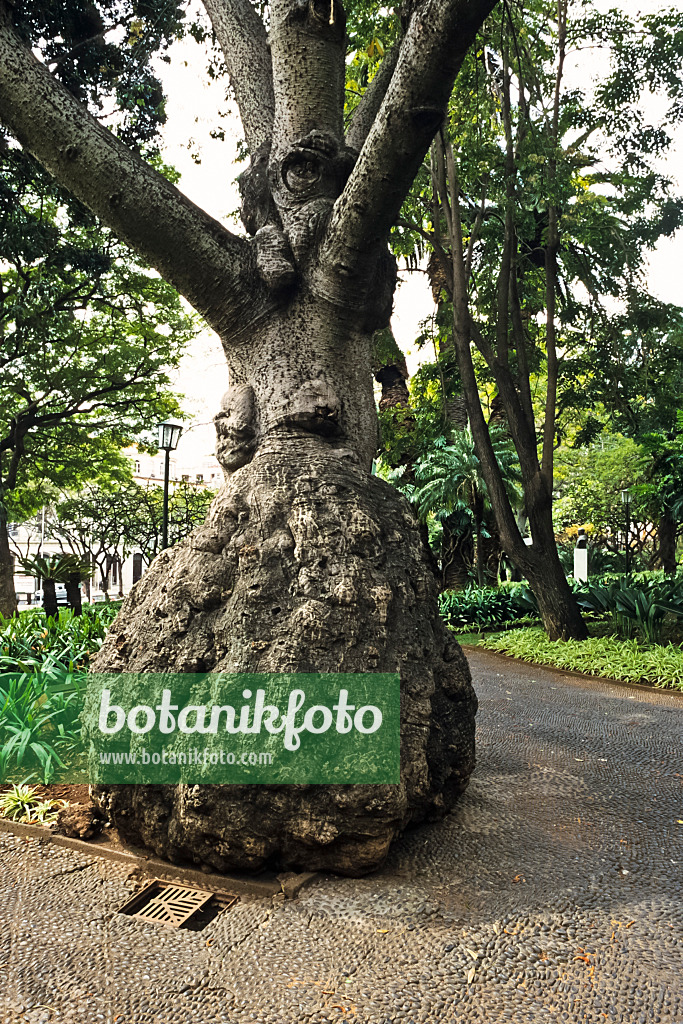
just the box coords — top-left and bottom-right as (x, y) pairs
(0, 0), (497, 873)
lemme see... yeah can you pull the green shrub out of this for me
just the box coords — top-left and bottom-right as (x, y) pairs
(0, 603), (115, 783)
(451, 614), (541, 637)
(577, 577), (683, 644)
(439, 583), (538, 629)
(0, 603), (117, 672)
(481, 629), (683, 690)
(593, 568), (683, 587)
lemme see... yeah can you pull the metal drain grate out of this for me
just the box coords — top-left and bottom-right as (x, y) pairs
(119, 880), (220, 929)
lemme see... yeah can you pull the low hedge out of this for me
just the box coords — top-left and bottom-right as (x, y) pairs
(480, 628), (683, 691)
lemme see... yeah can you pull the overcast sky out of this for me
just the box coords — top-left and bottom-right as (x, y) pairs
(155, 3), (683, 464)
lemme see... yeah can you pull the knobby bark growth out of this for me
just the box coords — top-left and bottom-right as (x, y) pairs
(0, 0), (497, 872)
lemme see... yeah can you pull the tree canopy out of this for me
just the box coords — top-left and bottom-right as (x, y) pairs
(0, 145), (195, 615)
(374, 0), (683, 607)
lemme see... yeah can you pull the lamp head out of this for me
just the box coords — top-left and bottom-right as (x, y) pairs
(158, 420), (183, 452)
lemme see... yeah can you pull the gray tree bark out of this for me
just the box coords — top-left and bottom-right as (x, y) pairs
(0, 0), (497, 872)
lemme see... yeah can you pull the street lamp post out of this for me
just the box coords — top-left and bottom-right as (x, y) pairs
(621, 488), (631, 580)
(158, 421), (183, 550)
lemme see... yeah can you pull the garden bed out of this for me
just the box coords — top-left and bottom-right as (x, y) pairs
(477, 628), (683, 691)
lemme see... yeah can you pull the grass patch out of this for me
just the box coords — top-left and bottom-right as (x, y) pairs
(454, 631), (486, 645)
(481, 628), (683, 691)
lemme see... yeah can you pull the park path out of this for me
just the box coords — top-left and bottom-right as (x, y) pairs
(0, 648), (681, 1024)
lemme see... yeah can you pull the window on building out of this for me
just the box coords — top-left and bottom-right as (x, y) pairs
(196, 473), (203, 483)
(181, 474), (189, 482)
(135, 460), (141, 473)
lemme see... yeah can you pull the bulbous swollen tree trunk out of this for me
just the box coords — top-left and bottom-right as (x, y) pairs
(92, 431), (476, 873)
(0, 0), (496, 875)
(92, 290), (478, 874)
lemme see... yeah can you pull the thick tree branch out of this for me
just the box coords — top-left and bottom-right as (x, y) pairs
(345, 39), (401, 153)
(201, 0), (274, 153)
(270, 0), (347, 157)
(318, 0), (497, 292)
(0, 6), (258, 338)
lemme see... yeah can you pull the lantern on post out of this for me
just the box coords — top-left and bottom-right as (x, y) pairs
(621, 488), (631, 580)
(158, 421), (183, 550)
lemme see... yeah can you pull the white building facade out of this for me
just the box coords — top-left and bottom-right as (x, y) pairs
(10, 445), (222, 607)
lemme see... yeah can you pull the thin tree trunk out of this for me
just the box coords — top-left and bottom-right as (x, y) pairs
(481, 520), (503, 586)
(474, 492), (485, 587)
(475, 521), (484, 587)
(65, 574), (83, 616)
(0, 502), (17, 619)
(42, 578), (58, 619)
(657, 511), (677, 573)
(434, 123), (588, 640)
(442, 516), (474, 590)
(523, 552), (586, 641)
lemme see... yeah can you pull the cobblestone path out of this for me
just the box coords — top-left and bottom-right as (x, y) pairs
(0, 649), (681, 1023)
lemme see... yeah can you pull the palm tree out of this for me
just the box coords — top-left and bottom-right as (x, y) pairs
(413, 427), (523, 587)
(18, 553), (93, 618)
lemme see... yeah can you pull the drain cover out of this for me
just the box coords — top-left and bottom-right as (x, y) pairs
(119, 880), (224, 929)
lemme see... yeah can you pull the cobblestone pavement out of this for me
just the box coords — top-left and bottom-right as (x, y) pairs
(0, 649), (681, 1024)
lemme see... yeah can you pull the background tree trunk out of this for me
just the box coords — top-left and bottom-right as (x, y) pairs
(524, 555), (586, 640)
(481, 526), (503, 586)
(0, 506), (17, 619)
(42, 578), (58, 619)
(513, 504), (586, 639)
(657, 511), (678, 573)
(65, 574), (83, 616)
(442, 516), (474, 590)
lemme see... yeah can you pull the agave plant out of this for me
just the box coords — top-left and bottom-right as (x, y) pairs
(578, 578), (683, 644)
(18, 553), (93, 619)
